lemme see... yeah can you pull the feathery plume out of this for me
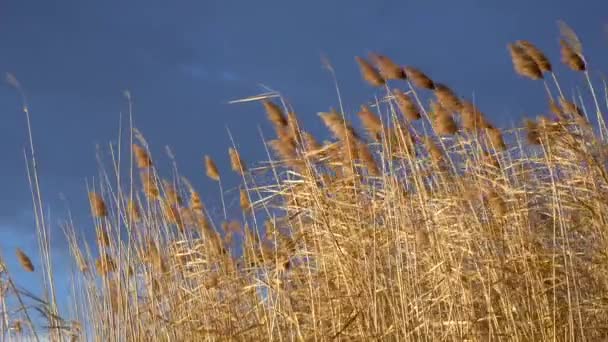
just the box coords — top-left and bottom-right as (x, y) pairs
(16, 249), (34, 272)
(525, 119), (541, 145)
(434, 83), (462, 112)
(516, 40), (552, 73)
(508, 43), (543, 80)
(423, 137), (444, 165)
(89, 192), (107, 218)
(369, 53), (405, 80)
(355, 56), (385, 87)
(141, 171), (159, 199)
(357, 105), (383, 141)
(560, 39), (586, 71)
(403, 66), (435, 89)
(162, 180), (182, 205)
(95, 254), (116, 276)
(228, 147), (246, 175)
(460, 100), (491, 131)
(96, 227), (110, 247)
(240, 189), (251, 212)
(318, 110), (358, 141)
(204, 155), (221, 181)
(357, 141), (380, 176)
(127, 200), (141, 223)
(430, 101), (457, 135)
(393, 89), (421, 121)
(132, 144), (152, 169)
(486, 127), (507, 151)
(263, 100), (287, 127)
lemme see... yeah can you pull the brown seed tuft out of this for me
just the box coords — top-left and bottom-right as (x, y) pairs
(89, 192), (107, 218)
(128, 200), (141, 223)
(486, 127), (507, 151)
(96, 227), (110, 247)
(516, 40), (552, 73)
(162, 180), (182, 205)
(430, 101), (457, 135)
(525, 119), (541, 145)
(460, 100), (491, 132)
(357, 141), (380, 176)
(240, 189), (251, 212)
(393, 89), (421, 121)
(228, 147), (246, 175)
(132, 144), (152, 169)
(16, 248), (34, 272)
(559, 97), (583, 117)
(423, 137), (444, 165)
(508, 43), (543, 80)
(357, 105), (383, 141)
(95, 254), (116, 276)
(369, 53), (405, 80)
(204, 155), (221, 181)
(403, 66), (435, 89)
(302, 131), (321, 151)
(318, 110), (358, 142)
(140, 171), (159, 199)
(355, 56), (385, 87)
(560, 39), (585, 71)
(263, 100), (288, 128)
(434, 83), (462, 112)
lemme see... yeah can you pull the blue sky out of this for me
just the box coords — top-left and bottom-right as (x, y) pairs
(0, 0), (607, 319)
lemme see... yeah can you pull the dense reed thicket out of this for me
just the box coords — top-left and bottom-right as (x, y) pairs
(5, 24), (608, 341)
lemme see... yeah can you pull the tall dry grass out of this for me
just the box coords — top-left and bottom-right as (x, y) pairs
(4, 24), (608, 341)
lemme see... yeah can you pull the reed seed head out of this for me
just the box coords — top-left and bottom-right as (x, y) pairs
(486, 127), (507, 152)
(403, 66), (435, 89)
(240, 188), (251, 212)
(89, 192), (107, 218)
(204, 155), (221, 181)
(516, 40), (552, 73)
(355, 56), (385, 87)
(357, 105), (383, 141)
(434, 83), (462, 112)
(228, 147), (246, 175)
(132, 144), (152, 168)
(369, 53), (406, 80)
(393, 89), (421, 121)
(128, 200), (141, 223)
(508, 43), (543, 80)
(263, 100), (288, 128)
(16, 248), (34, 272)
(560, 39), (586, 71)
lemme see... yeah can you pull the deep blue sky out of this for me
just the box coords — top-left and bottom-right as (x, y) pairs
(0, 0), (607, 316)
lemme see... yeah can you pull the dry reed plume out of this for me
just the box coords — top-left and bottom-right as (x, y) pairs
(7, 22), (608, 342)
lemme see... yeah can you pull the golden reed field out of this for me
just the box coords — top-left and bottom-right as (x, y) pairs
(4, 22), (608, 341)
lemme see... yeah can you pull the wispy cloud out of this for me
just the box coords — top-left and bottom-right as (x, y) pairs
(179, 63), (241, 83)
